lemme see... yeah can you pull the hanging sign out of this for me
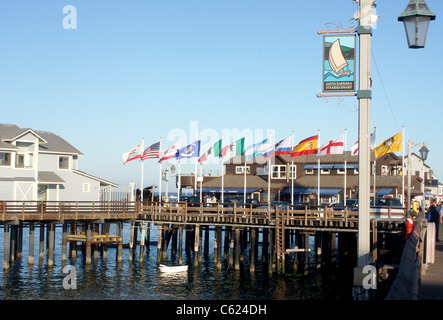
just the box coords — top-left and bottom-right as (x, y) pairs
(322, 34), (356, 93)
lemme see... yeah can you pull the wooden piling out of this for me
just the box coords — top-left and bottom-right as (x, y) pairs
(48, 223), (55, 267)
(17, 223), (23, 259)
(39, 223), (45, 262)
(234, 228), (240, 270)
(85, 224), (92, 265)
(194, 225), (200, 267)
(129, 222), (135, 262)
(249, 228), (257, 273)
(3, 224), (10, 270)
(157, 226), (163, 263)
(304, 233), (310, 276)
(62, 222), (67, 263)
(178, 226), (183, 265)
(10, 225), (17, 264)
(28, 222), (35, 265)
(117, 222), (123, 263)
(139, 222), (146, 262)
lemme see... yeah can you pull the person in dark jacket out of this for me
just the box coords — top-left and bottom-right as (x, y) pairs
(429, 199), (440, 241)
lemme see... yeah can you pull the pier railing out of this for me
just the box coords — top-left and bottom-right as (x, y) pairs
(0, 200), (138, 221)
(0, 200), (405, 230)
(140, 202), (362, 229)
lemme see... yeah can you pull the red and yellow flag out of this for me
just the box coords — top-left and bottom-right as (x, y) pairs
(291, 135), (318, 157)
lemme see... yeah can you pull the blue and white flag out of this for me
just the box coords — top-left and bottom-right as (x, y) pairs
(176, 140), (201, 160)
(244, 138), (268, 162)
(264, 135), (292, 158)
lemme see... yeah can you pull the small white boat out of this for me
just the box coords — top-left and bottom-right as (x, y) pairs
(158, 264), (188, 273)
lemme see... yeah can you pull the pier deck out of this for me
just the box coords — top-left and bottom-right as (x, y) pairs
(419, 223), (443, 300)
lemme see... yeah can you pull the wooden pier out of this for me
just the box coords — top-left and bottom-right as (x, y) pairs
(1, 200), (408, 280)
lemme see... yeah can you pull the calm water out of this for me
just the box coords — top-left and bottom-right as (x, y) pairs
(0, 223), (354, 300)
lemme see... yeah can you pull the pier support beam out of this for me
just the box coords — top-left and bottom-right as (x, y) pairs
(3, 224), (10, 270)
(117, 222), (123, 263)
(48, 223), (55, 267)
(85, 224), (92, 265)
(178, 226), (183, 265)
(39, 223), (45, 263)
(28, 222), (35, 265)
(194, 225), (200, 267)
(62, 222), (67, 263)
(249, 228), (257, 273)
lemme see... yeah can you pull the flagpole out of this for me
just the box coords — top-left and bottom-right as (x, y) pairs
(317, 129), (320, 206)
(221, 134), (224, 204)
(194, 132), (199, 196)
(401, 125), (405, 205)
(267, 132), (272, 205)
(344, 129), (347, 205)
(243, 134), (248, 204)
(158, 137), (162, 203)
(373, 127), (376, 203)
(291, 130), (294, 206)
(178, 160), (181, 199)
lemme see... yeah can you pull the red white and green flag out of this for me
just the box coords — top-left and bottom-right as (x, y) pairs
(220, 137), (245, 157)
(199, 139), (222, 162)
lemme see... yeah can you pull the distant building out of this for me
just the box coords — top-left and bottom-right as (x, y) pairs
(178, 151), (426, 205)
(0, 124), (117, 201)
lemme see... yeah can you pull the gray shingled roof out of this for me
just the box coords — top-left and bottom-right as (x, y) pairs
(0, 124), (83, 155)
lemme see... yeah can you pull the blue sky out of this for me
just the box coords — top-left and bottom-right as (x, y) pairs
(1, 1), (441, 191)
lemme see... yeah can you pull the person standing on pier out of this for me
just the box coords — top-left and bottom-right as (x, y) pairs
(429, 199), (440, 241)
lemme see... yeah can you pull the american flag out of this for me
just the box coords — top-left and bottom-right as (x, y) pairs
(141, 142), (160, 160)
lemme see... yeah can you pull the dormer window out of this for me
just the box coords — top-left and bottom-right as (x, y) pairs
(59, 156), (69, 169)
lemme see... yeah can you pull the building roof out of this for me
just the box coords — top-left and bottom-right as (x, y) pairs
(38, 171), (65, 185)
(203, 174), (268, 189)
(0, 124), (83, 155)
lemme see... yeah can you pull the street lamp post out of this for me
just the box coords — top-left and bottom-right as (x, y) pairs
(407, 141), (428, 211)
(353, 0), (435, 300)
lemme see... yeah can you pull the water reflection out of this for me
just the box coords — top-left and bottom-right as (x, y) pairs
(0, 224), (353, 300)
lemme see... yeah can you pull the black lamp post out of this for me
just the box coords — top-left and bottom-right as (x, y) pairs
(398, 0), (436, 49)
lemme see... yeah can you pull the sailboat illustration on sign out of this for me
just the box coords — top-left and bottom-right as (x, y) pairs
(328, 39), (351, 76)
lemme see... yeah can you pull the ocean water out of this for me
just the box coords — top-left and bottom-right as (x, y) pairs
(0, 223), (354, 301)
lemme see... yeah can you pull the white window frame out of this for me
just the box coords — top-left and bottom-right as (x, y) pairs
(235, 166), (250, 174)
(337, 168), (345, 175)
(320, 168), (331, 174)
(305, 169), (314, 175)
(58, 156), (70, 170)
(271, 165), (287, 179)
(82, 183), (90, 193)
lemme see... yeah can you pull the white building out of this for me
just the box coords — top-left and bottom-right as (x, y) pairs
(0, 124), (117, 202)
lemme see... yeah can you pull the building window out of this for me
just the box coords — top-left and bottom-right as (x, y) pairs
(289, 164), (296, 179)
(83, 183), (90, 192)
(16, 154), (25, 168)
(0, 152), (11, 166)
(337, 168), (345, 175)
(59, 156), (69, 169)
(305, 169), (314, 175)
(235, 166), (250, 174)
(381, 165), (388, 176)
(271, 165), (286, 179)
(321, 169), (330, 174)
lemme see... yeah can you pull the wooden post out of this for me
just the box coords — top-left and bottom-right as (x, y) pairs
(17, 222), (23, 259)
(234, 228), (241, 270)
(293, 232), (300, 273)
(139, 222), (146, 262)
(229, 228), (235, 267)
(223, 227), (230, 260)
(48, 223), (55, 267)
(70, 223), (77, 260)
(249, 228), (256, 273)
(315, 232), (322, 270)
(157, 226), (163, 263)
(28, 222), (35, 265)
(262, 228), (268, 263)
(117, 222), (123, 263)
(62, 222), (67, 263)
(331, 232), (337, 266)
(133, 222), (138, 260)
(85, 224), (92, 265)
(129, 222), (135, 262)
(10, 225), (17, 264)
(194, 225), (200, 267)
(39, 223), (45, 262)
(3, 224), (10, 270)
(304, 233), (310, 276)
(102, 222), (109, 260)
(268, 228), (275, 274)
(178, 226), (183, 265)
(204, 226), (209, 257)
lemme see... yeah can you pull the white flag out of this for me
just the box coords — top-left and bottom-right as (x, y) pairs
(318, 135), (344, 156)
